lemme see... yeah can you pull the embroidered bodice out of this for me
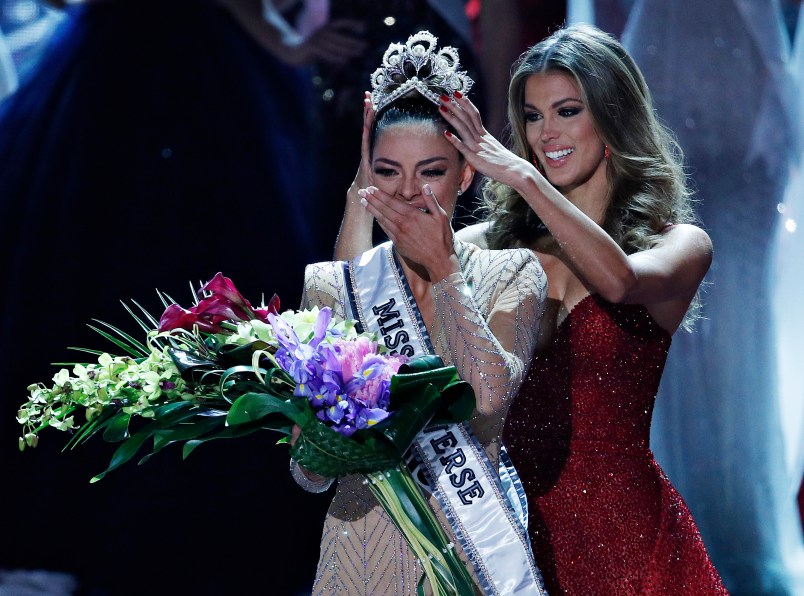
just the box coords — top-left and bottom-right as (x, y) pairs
(299, 239), (547, 594)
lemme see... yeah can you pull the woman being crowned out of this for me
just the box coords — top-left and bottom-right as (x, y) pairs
(291, 31), (548, 594)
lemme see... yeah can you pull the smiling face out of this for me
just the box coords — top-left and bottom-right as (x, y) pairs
(371, 121), (471, 216)
(524, 71), (608, 200)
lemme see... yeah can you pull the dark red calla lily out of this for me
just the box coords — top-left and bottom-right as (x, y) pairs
(158, 273), (280, 332)
(199, 273), (258, 321)
(158, 304), (226, 333)
(254, 293), (281, 321)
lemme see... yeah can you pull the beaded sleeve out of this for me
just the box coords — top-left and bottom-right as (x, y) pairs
(429, 244), (547, 415)
(299, 261), (349, 319)
(289, 458), (335, 493)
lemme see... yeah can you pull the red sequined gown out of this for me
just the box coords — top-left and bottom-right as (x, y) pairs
(503, 294), (728, 595)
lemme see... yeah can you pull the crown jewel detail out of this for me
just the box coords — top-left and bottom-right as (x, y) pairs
(370, 31), (474, 113)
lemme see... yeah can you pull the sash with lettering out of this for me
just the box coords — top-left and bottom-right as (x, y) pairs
(345, 242), (547, 596)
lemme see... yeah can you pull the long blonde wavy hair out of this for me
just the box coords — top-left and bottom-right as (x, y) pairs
(481, 23), (704, 328)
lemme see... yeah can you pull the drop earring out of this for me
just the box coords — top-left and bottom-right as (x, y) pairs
(532, 155), (545, 175)
(604, 145), (610, 160)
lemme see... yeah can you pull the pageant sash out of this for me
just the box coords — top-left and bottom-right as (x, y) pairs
(346, 242), (546, 596)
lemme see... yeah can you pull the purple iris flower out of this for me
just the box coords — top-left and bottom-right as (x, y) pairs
(268, 308), (336, 395)
(355, 407), (391, 429)
(265, 306), (406, 437)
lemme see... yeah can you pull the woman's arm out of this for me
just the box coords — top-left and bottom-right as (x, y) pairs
(216, 0), (366, 67)
(506, 164), (711, 308)
(333, 93), (375, 260)
(440, 94), (711, 312)
(454, 221), (491, 248)
(429, 247), (547, 416)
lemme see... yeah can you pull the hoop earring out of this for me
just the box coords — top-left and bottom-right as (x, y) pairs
(604, 145), (610, 160)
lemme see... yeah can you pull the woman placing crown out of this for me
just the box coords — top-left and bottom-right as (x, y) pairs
(335, 23), (727, 596)
(291, 31), (548, 594)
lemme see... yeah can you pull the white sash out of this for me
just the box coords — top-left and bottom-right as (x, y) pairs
(346, 242), (547, 596)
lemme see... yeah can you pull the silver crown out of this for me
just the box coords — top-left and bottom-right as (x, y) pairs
(370, 31), (474, 113)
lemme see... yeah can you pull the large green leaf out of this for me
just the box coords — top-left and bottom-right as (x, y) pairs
(63, 408), (119, 450)
(373, 357), (474, 453)
(102, 412), (132, 442)
(181, 418), (281, 459)
(424, 376), (475, 427)
(226, 391), (304, 426)
(216, 341), (271, 367)
(90, 428), (153, 483)
(150, 415), (227, 453)
(372, 384), (443, 453)
(168, 349), (222, 384)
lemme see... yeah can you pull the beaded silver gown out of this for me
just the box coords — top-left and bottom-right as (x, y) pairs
(298, 239), (547, 594)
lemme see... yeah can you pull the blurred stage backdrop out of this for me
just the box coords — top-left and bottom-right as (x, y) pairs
(1, 1), (803, 594)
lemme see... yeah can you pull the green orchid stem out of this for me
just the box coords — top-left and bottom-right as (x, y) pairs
(364, 467), (476, 596)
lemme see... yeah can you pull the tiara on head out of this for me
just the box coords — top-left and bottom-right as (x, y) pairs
(369, 30), (474, 113)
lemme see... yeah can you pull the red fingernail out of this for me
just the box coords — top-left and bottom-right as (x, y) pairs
(439, 105), (448, 112)
(439, 94), (450, 102)
(445, 130), (453, 137)
(454, 91), (463, 99)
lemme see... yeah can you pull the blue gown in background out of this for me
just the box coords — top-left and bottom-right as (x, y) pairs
(621, 0), (804, 593)
(0, 1), (332, 593)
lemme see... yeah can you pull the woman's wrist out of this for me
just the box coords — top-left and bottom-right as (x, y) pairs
(513, 161), (545, 199)
(346, 182), (364, 207)
(334, 186), (375, 260)
(289, 458), (334, 493)
(427, 253), (462, 285)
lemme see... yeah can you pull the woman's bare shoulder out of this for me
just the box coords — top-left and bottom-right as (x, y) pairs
(455, 221), (492, 248)
(661, 223), (713, 263)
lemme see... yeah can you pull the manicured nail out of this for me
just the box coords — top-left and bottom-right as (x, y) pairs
(444, 130), (453, 137)
(440, 105), (448, 112)
(358, 189), (366, 198)
(439, 94), (450, 102)
(423, 184), (433, 195)
(454, 91), (463, 99)
(360, 197), (368, 207)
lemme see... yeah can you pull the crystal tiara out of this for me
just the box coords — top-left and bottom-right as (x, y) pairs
(369, 30), (474, 113)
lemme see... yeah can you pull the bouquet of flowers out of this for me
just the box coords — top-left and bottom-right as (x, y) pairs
(16, 273), (477, 595)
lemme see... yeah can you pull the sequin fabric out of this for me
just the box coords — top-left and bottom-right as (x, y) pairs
(299, 240), (547, 594)
(503, 294), (728, 595)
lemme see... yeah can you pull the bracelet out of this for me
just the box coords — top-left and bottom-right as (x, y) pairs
(289, 458), (335, 493)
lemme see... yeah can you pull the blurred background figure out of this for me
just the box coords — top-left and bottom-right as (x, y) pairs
(468, 0), (568, 138)
(0, 0), (62, 90)
(773, 1), (804, 586)
(608, 0), (804, 593)
(0, 25), (17, 100)
(0, 0), (331, 593)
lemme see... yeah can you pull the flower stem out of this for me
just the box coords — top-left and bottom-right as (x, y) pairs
(364, 467), (476, 595)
